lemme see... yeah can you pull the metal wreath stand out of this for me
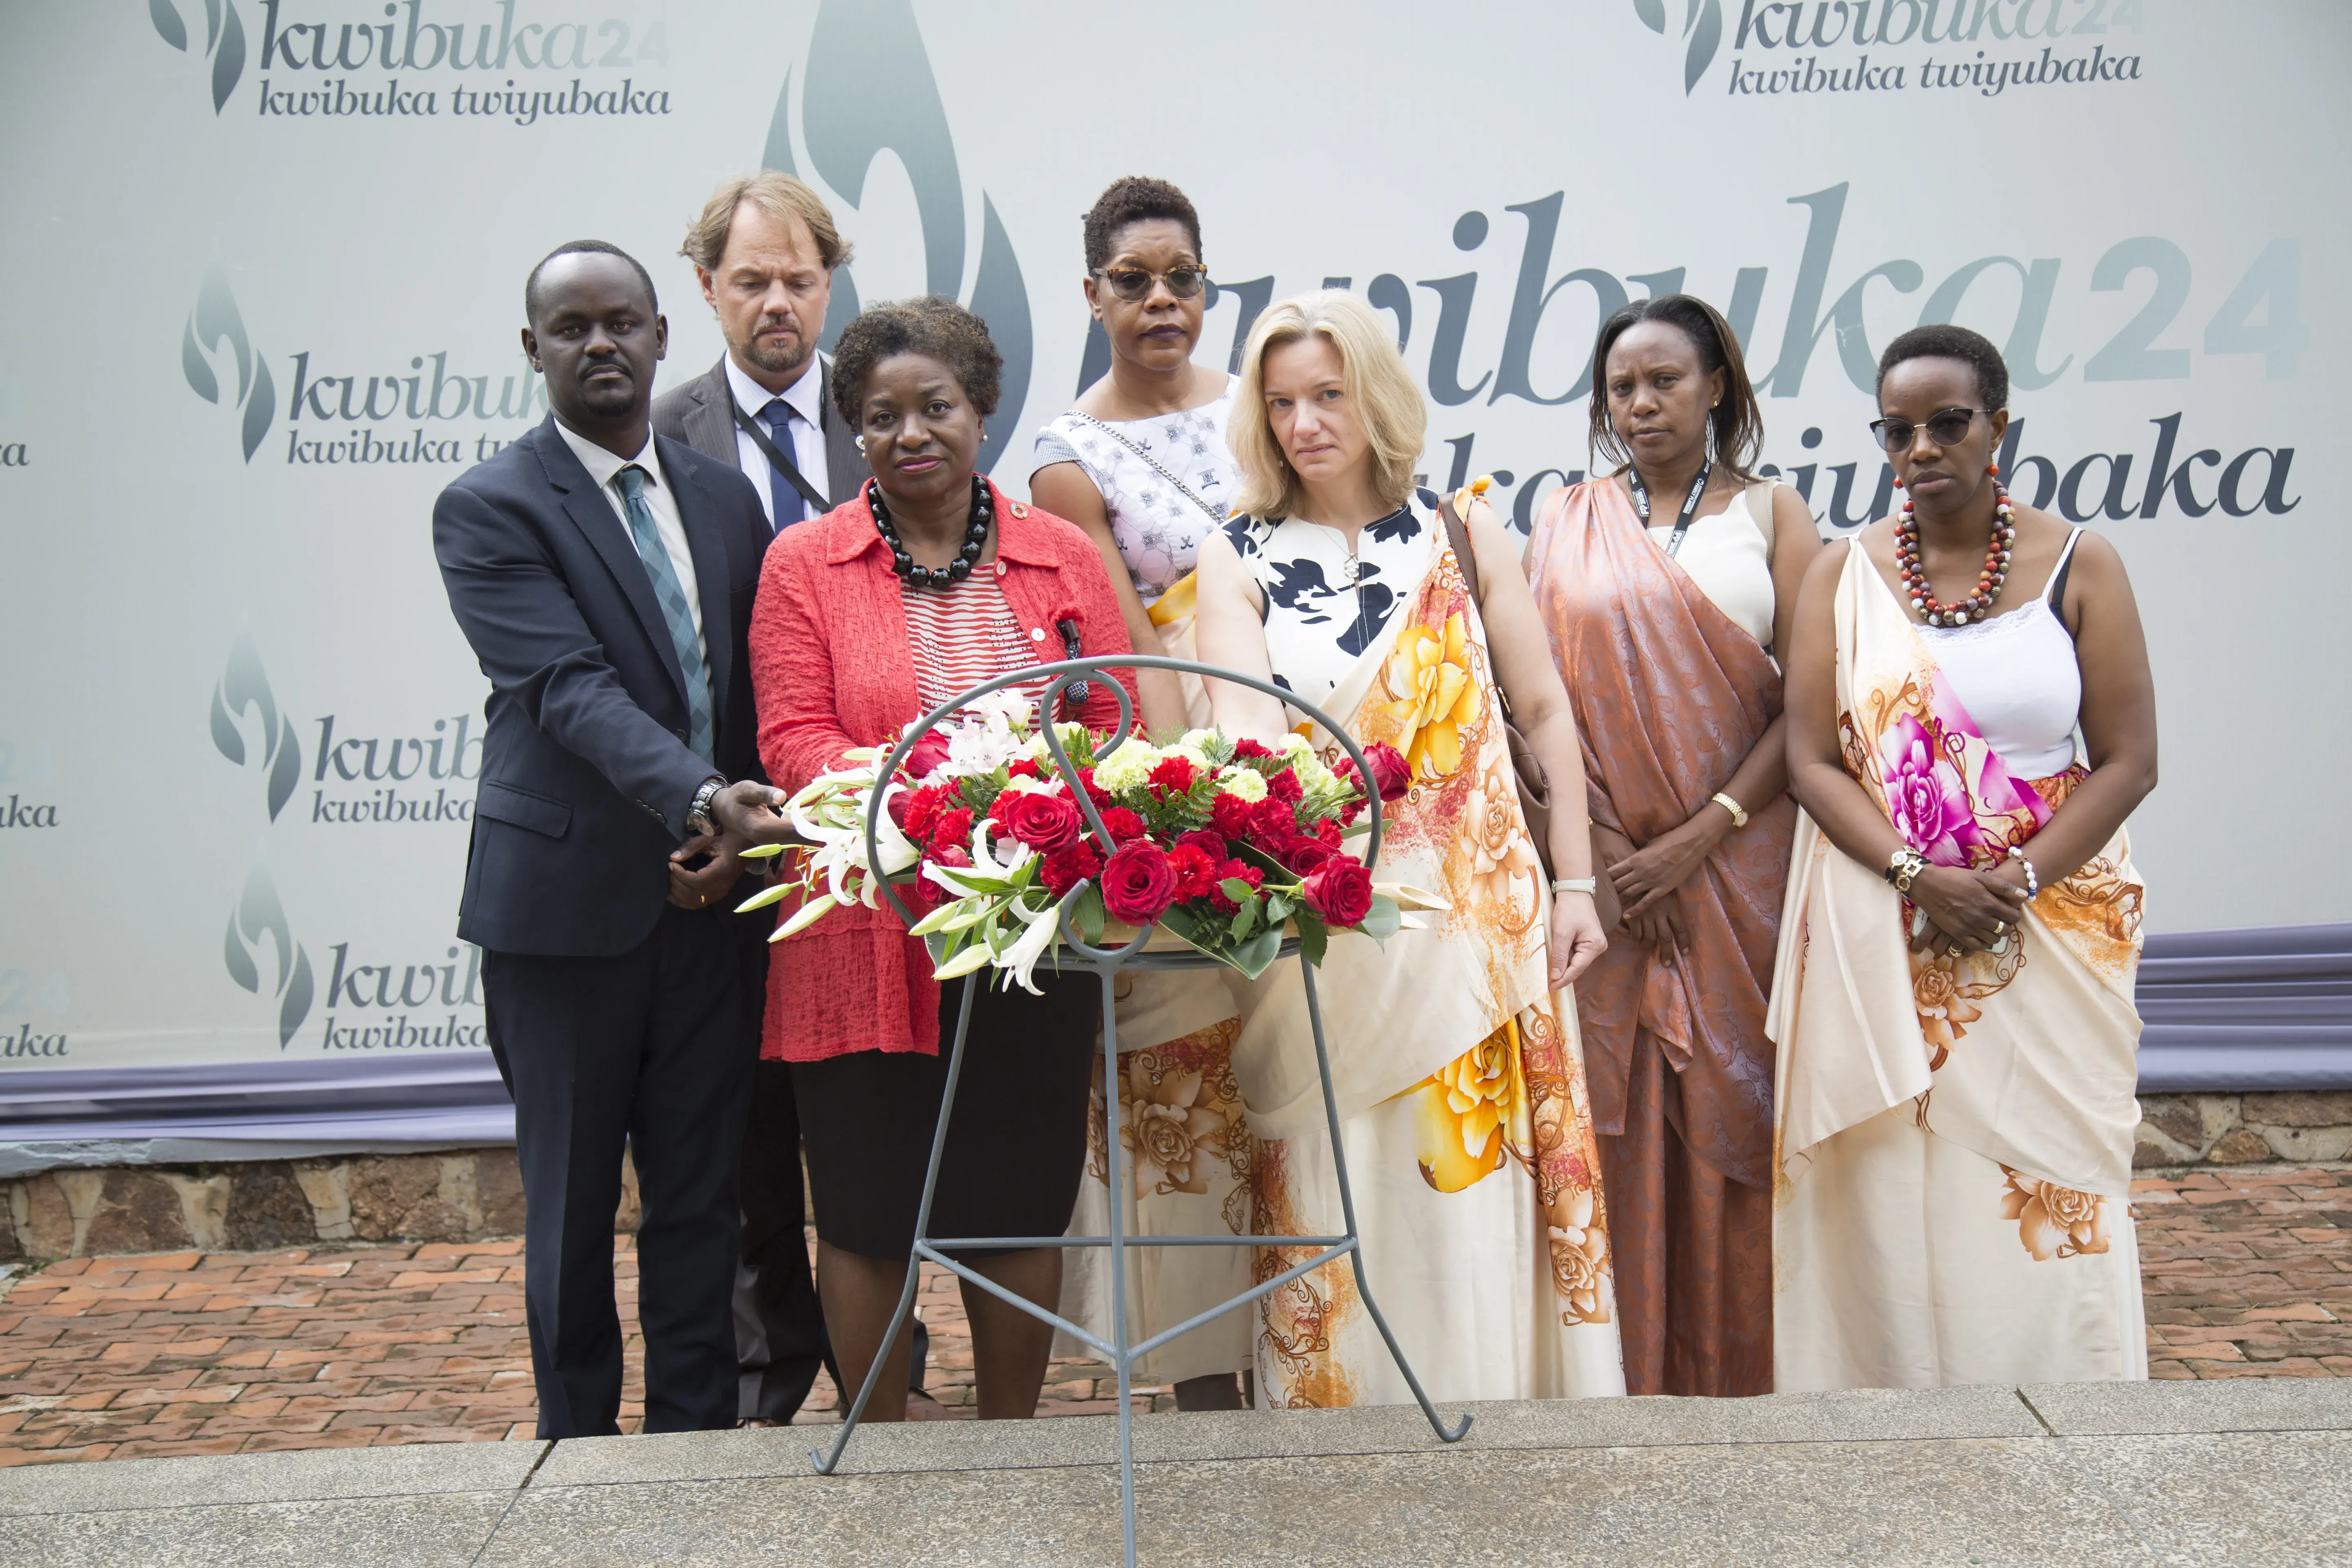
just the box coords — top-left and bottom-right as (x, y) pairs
(812, 654), (1469, 1565)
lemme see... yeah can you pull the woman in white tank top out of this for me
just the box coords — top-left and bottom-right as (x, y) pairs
(1773, 324), (2160, 1392)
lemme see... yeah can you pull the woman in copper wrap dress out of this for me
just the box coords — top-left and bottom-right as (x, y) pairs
(1525, 295), (1821, 1396)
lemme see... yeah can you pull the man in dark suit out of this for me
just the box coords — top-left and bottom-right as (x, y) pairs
(651, 174), (936, 1425)
(433, 239), (791, 1437)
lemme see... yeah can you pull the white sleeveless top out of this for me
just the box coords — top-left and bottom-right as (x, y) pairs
(1915, 528), (2085, 778)
(1646, 479), (1779, 650)
(1219, 501), (1437, 709)
(1029, 381), (1236, 605)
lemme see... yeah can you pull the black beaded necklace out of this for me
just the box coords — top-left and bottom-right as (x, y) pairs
(869, 475), (992, 589)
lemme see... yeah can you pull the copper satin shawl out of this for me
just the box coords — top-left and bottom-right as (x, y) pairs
(1527, 479), (1795, 1189)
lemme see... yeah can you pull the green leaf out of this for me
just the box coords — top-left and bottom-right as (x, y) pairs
(1218, 877), (1255, 903)
(1292, 909), (1330, 968)
(1359, 894), (1401, 942)
(1228, 898), (1259, 942)
(1263, 893), (1292, 925)
(733, 882), (792, 914)
(1072, 884), (1106, 946)
(1226, 925), (1285, 979)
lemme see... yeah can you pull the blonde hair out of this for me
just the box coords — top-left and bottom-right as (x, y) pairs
(1229, 291), (1426, 520)
(680, 172), (854, 274)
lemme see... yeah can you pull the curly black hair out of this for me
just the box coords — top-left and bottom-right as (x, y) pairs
(1081, 176), (1203, 273)
(1876, 323), (2010, 412)
(828, 295), (1004, 424)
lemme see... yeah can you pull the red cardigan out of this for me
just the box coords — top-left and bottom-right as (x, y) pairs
(749, 487), (1139, 1062)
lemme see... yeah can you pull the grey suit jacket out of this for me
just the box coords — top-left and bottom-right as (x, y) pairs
(650, 356), (869, 519)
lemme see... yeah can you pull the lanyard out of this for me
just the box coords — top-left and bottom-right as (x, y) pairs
(1628, 459), (1713, 558)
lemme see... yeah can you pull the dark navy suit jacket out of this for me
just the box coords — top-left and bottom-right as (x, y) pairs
(433, 416), (771, 957)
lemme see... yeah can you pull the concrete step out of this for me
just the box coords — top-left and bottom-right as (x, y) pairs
(3, 1381), (2349, 1565)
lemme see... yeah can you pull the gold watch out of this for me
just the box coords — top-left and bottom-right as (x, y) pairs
(1710, 791), (1748, 829)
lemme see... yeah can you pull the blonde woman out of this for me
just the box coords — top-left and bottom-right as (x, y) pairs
(1192, 292), (1625, 1406)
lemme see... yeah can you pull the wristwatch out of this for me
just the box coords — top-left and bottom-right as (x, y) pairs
(1710, 791), (1748, 829)
(1883, 847), (1928, 893)
(685, 775), (727, 839)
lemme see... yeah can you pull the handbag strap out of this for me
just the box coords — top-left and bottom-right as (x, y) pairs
(1437, 490), (1516, 723)
(1069, 411), (1227, 526)
(728, 397), (832, 517)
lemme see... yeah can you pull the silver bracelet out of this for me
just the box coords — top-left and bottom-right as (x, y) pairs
(1551, 877), (1598, 895)
(2008, 845), (2038, 898)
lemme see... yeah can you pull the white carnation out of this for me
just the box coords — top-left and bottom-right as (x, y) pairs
(1091, 739), (1162, 793)
(1216, 767), (1268, 803)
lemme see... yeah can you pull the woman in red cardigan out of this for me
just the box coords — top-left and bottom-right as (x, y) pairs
(750, 296), (1139, 1422)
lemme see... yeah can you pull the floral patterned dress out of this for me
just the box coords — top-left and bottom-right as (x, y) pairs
(1767, 541), (2148, 1390)
(1221, 499), (1626, 1407)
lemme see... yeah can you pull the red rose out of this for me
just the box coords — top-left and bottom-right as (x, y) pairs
(1175, 829), (1228, 860)
(1361, 742), (1412, 802)
(1040, 840), (1102, 897)
(905, 730), (952, 780)
(1300, 857), (1373, 927)
(929, 808), (974, 855)
(1232, 737), (1273, 760)
(1208, 858), (1263, 916)
(932, 843), (973, 870)
(1287, 840), (1335, 875)
(1209, 793), (1254, 840)
(1099, 841), (1178, 924)
(997, 788), (1084, 853)
(1166, 844), (1222, 903)
(1100, 807), (1147, 844)
(1265, 766), (1303, 804)
(1148, 754), (1198, 794)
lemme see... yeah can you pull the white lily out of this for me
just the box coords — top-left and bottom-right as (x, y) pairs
(998, 891), (1062, 996)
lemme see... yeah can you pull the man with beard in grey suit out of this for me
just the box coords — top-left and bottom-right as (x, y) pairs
(651, 173), (944, 1423)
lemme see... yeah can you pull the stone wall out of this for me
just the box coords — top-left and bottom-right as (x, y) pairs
(0, 1094), (2343, 1260)
(0, 1149), (640, 1262)
(2135, 1091), (2352, 1167)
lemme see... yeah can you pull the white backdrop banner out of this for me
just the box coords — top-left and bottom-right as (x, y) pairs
(0, 1), (2344, 1131)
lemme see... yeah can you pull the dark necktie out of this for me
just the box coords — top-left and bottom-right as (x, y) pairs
(614, 466), (714, 763)
(761, 398), (806, 530)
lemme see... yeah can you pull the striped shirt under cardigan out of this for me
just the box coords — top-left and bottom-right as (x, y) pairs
(747, 486), (1139, 1063)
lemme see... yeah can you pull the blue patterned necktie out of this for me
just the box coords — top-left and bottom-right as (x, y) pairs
(761, 398), (806, 528)
(614, 465), (714, 763)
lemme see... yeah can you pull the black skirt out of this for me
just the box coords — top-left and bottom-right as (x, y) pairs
(790, 969), (1100, 1261)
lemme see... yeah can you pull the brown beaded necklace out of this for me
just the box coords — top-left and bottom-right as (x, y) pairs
(1896, 480), (2016, 627)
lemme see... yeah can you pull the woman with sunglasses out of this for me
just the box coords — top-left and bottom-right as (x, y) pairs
(1029, 178), (1254, 1412)
(1771, 324), (2158, 1390)
(1031, 177), (1233, 737)
(1523, 294), (1821, 1398)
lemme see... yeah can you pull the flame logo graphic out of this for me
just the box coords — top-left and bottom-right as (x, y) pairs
(762, 0), (1031, 473)
(210, 633), (302, 821)
(1635, 0), (1724, 94)
(224, 852), (315, 1049)
(184, 266), (276, 462)
(149, 0), (248, 114)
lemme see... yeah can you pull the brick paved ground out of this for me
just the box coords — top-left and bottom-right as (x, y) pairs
(0, 1165), (2339, 1464)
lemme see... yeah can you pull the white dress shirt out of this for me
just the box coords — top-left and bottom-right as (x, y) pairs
(725, 352), (830, 529)
(553, 418), (707, 665)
